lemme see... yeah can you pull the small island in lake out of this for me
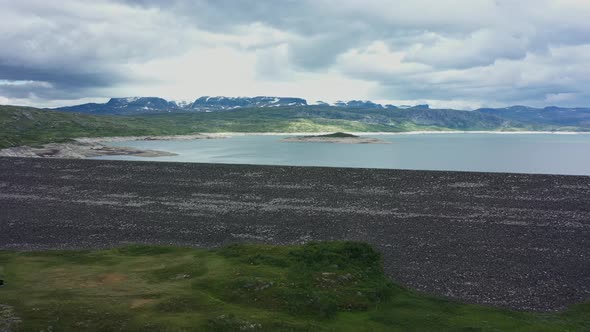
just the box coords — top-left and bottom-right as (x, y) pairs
(280, 132), (390, 144)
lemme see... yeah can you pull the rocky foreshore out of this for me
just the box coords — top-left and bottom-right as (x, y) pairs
(0, 142), (177, 159)
(0, 134), (227, 159)
(74, 133), (228, 143)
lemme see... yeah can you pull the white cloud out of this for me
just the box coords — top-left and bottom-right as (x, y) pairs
(123, 45), (378, 104)
(337, 41), (431, 76)
(545, 93), (578, 104)
(404, 29), (531, 68)
(1, 0), (590, 108)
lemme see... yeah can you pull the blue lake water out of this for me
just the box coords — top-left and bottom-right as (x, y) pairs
(93, 133), (590, 176)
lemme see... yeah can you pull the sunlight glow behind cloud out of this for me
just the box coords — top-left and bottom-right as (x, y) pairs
(1, 0), (589, 108)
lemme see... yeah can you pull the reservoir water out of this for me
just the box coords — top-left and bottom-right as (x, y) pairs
(93, 133), (590, 176)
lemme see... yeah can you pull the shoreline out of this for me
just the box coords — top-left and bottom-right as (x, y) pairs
(75, 133), (229, 143)
(81, 131), (590, 141)
(0, 134), (228, 159)
(213, 130), (590, 136)
(0, 142), (179, 159)
(2, 130), (589, 159)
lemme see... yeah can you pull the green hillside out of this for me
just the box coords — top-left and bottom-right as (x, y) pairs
(0, 105), (431, 149)
(0, 104), (581, 149)
(0, 105), (187, 149)
(1, 242), (588, 331)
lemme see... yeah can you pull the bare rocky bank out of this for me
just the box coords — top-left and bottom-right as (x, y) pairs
(0, 134), (227, 159)
(0, 142), (178, 159)
(1, 157), (589, 312)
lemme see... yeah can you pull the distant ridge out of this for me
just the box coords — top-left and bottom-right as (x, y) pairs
(191, 96), (307, 110)
(476, 105), (590, 127)
(55, 96), (308, 114)
(50, 96), (590, 129)
(57, 97), (178, 115)
(53, 96), (425, 115)
(4, 101), (590, 150)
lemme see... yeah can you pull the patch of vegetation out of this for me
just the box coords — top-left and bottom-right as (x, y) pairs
(0, 242), (588, 331)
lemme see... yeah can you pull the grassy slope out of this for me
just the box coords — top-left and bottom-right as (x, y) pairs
(0, 242), (588, 331)
(0, 105), (192, 149)
(3, 104), (587, 149)
(1, 105), (524, 149)
(0, 105), (400, 149)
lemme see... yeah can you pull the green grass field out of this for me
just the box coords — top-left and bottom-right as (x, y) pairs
(0, 242), (588, 331)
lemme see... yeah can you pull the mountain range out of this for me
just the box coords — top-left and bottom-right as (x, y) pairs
(56, 96), (309, 114)
(52, 96), (590, 129)
(52, 96), (437, 114)
(3, 97), (590, 149)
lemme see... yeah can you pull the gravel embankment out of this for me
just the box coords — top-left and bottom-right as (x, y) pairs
(0, 157), (589, 312)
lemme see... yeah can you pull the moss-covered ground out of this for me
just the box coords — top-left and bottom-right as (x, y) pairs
(0, 242), (588, 331)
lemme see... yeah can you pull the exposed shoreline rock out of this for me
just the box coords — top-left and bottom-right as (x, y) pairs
(75, 133), (228, 143)
(0, 142), (178, 159)
(0, 134), (228, 159)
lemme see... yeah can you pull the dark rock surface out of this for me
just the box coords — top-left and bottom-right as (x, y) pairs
(0, 157), (589, 312)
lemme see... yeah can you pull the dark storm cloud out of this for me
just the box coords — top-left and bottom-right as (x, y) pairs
(0, 0), (193, 100)
(0, 64), (120, 89)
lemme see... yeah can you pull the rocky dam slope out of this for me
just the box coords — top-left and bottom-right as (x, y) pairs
(0, 157), (589, 312)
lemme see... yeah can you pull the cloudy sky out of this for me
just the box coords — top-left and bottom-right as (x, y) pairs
(1, 0), (590, 109)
